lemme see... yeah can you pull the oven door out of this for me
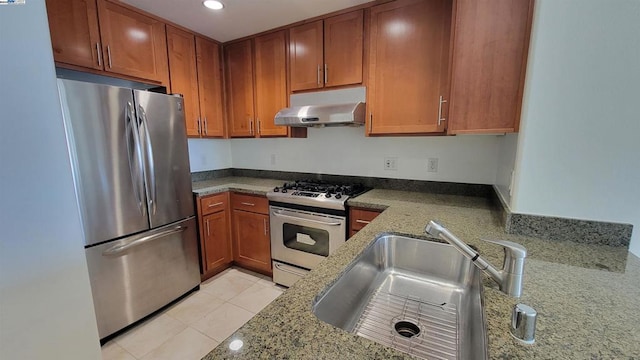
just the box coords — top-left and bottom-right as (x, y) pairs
(270, 205), (346, 269)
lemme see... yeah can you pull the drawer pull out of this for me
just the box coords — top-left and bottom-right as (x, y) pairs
(207, 202), (224, 208)
(241, 202), (255, 207)
(355, 219), (371, 224)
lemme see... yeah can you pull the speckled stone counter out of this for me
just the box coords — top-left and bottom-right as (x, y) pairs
(192, 177), (283, 197)
(195, 181), (640, 359)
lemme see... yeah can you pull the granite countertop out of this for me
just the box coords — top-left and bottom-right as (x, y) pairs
(194, 178), (640, 359)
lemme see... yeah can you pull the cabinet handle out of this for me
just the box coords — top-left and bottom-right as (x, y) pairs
(257, 119), (261, 135)
(206, 219), (210, 236)
(207, 202), (224, 208)
(204, 117), (208, 135)
(241, 202), (255, 207)
(263, 218), (267, 236)
(96, 43), (102, 67)
(369, 113), (373, 132)
(317, 65), (322, 86)
(106, 45), (113, 68)
(355, 219), (371, 225)
(197, 117), (201, 135)
(324, 64), (328, 84)
(249, 119), (253, 135)
(438, 95), (448, 126)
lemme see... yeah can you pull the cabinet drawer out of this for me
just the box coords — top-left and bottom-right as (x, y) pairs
(231, 192), (269, 214)
(200, 193), (228, 215)
(350, 208), (382, 232)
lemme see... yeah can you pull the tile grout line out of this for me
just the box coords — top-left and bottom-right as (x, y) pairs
(106, 267), (279, 360)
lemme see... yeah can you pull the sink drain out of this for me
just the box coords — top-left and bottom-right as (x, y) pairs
(394, 320), (421, 338)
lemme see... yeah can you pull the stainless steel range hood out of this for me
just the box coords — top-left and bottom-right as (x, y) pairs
(274, 102), (365, 127)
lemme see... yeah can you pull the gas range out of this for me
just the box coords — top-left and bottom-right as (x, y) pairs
(266, 180), (369, 211)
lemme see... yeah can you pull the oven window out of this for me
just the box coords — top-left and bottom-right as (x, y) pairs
(282, 224), (330, 257)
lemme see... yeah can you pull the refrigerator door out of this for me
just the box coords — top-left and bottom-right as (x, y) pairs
(58, 79), (149, 246)
(85, 217), (200, 339)
(134, 91), (194, 228)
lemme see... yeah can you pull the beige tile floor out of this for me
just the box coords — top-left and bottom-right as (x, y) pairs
(102, 267), (285, 360)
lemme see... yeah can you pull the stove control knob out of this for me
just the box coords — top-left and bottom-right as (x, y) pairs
(273, 187), (280, 192)
(282, 189), (288, 193)
(335, 194), (342, 199)
(325, 193), (332, 198)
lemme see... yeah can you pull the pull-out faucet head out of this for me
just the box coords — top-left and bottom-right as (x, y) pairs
(425, 220), (527, 297)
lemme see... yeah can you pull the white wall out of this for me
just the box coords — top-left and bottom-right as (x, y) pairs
(231, 86), (502, 184)
(0, 3), (101, 359)
(512, 0), (640, 255)
(231, 129), (502, 184)
(494, 134), (519, 207)
(187, 138), (232, 172)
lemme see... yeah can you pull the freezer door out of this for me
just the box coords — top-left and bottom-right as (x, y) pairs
(134, 91), (194, 228)
(57, 79), (149, 246)
(85, 217), (200, 339)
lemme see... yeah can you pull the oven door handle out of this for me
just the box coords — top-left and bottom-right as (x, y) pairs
(274, 262), (309, 277)
(272, 210), (342, 226)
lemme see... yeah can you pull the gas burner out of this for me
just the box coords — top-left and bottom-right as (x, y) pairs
(268, 180), (369, 210)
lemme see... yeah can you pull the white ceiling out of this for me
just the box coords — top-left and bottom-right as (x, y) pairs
(122, 0), (373, 42)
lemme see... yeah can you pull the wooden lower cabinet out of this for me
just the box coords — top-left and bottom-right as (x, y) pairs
(202, 210), (232, 273)
(197, 192), (232, 280)
(231, 193), (272, 275)
(349, 207), (382, 238)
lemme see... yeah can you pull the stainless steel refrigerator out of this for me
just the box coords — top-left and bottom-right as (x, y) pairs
(57, 79), (200, 340)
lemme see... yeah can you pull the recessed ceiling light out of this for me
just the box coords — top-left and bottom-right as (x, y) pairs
(203, 0), (224, 10)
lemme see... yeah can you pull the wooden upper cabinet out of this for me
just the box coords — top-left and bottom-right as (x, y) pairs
(448, 0), (534, 134)
(97, 0), (169, 85)
(289, 11), (364, 92)
(225, 40), (255, 137)
(166, 26), (200, 137)
(46, 0), (102, 70)
(196, 37), (225, 138)
(289, 20), (324, 91)
(366, 0), (451, 135)
(254, 31), (288, 137)
(324, 10), (364, 88)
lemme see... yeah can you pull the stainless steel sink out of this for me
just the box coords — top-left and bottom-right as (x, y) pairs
(312, 234), (487, 360)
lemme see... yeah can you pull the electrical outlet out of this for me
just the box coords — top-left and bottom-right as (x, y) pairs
(427, 158), (438, 173)
(384, 157), (398, 171)
(270, 154), (276, 166)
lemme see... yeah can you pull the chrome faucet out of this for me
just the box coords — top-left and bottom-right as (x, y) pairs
(425, 220), (527, 297)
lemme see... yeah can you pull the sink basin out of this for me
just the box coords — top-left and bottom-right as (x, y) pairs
(312, 234), (487, 360)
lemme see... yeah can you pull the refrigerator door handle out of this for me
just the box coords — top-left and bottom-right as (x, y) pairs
(138, 105), (157, 215)
(125, 102), (146, 215)
(102, 225), (188, 256)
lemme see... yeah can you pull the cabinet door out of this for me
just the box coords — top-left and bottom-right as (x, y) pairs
(97, 0), (169, 84)
(46, 0), (102, 70)
(224, 40), (255, 137)
(289, 20), (324, 91)
(254, 31), (288, 137)
(324, 10), (364, 88)
(196, 37), (225, 138)
(202, 210), (232, 273)
(167, 26), (200, 137)
(232, 210), (271, 274)
(367, 0), (450, 135)
(448, 0), (533, 134)
(349, 208), (382, 237)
